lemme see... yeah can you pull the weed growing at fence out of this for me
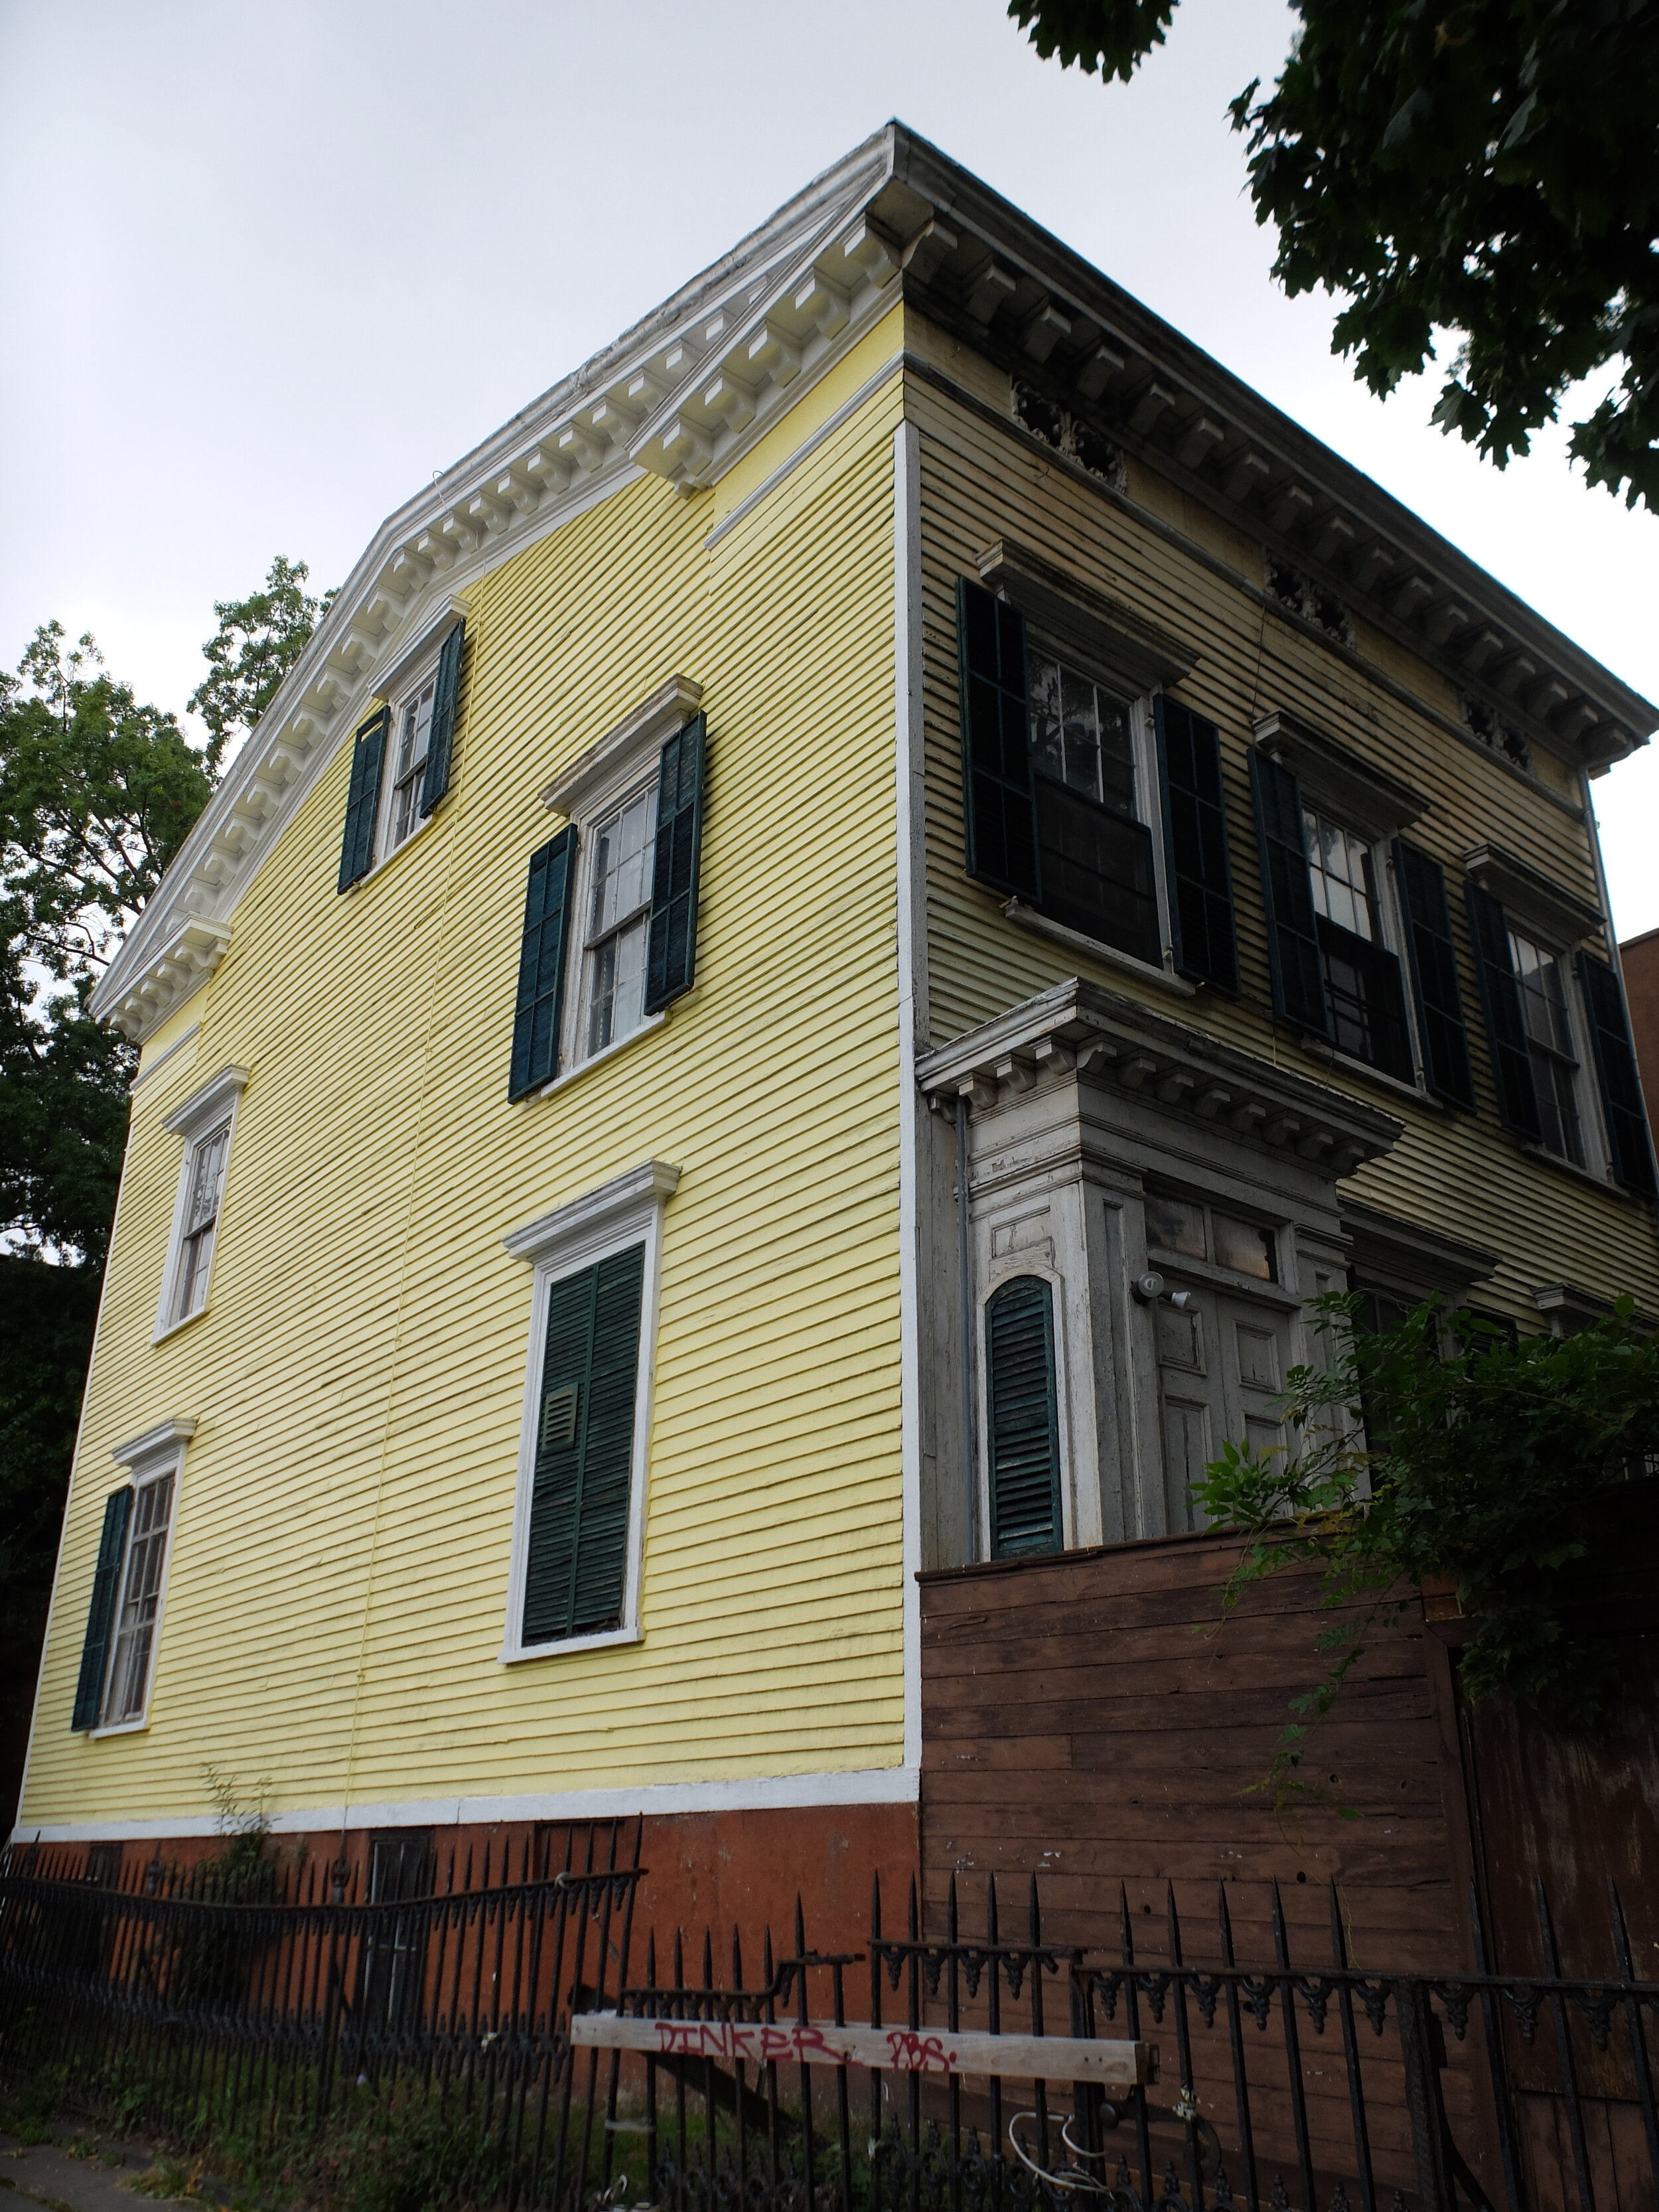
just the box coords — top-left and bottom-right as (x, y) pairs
(1194, 1289), (1659, 1810)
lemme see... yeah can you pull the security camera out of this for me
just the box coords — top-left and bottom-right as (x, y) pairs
(1133, 1272), (1165, 1304)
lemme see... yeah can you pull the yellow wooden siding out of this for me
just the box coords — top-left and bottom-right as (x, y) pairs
(23, 371), (908, 1832)
(909, 365), (1659, 1326)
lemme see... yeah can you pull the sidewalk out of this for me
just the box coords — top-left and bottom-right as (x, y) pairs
(1, 2132), (188, 2212)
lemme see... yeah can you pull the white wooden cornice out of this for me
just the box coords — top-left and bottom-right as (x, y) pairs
(92, 130), (908, 1044)
(918, 978), (1403, 1181)
(94, 121), (1655, 1045)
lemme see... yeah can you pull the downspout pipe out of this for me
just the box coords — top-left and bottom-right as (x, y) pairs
(956, 1093), (979, 1566)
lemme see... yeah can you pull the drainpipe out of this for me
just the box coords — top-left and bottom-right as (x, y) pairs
(956, 1093), (979, 1565)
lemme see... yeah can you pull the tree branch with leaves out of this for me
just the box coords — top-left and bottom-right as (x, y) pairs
(1192, 1291), (1659, 1815)
(1007, 0), (1659, 510)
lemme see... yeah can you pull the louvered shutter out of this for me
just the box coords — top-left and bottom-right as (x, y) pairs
(71, 1488), (131, 1732)
(1392, 840), (1476, 1108)
(1577, 952), (1657, 1196)
(985, 1276), (1062, 1559)
(522, 1243), (646, 1645)
(1248, 750), (1328, 1033)
(956, 579), (1039, 900)
(644, 715), (705, 1014)
(419, 619), (465, 816)
(337, 708), (390, 891)
(509, 829), (576, 1100)
(1155, 698), (1238, 991)
(1463, 882), (1544, 1139)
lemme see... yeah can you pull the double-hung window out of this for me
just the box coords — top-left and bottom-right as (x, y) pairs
(157, 1067), (248, 1337)
(1249, 737), (1419, 1088)
(386, 671), (438, 854)
(509, 677), (707, 1098)
(956, 571), (1238, 991)
(502, 1161), (678, 1659)
(578, 782), (658, 1057)
(1464, 855), (1654, 1190)
(336, 616), (466, 892)
(71, 1422), (192, 1734)
(1508, 927), (1586, 1165)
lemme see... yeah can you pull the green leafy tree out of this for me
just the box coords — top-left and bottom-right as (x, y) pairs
(1192, 1292), (1659, 1814)
(1007, 0), (1659, 510)
(0, 563), (330, 1821)
(190, 554), (336, 751)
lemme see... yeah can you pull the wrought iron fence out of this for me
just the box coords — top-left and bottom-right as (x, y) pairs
(1, 1834), (1653, 2212)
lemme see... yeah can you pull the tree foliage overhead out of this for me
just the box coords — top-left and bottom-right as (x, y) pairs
(190, 555), (336, 751)
(1193, 1293), (1659, 1813)
(1006, 0), (1659, 511)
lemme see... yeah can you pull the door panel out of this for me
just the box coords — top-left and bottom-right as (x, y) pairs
(1157, 1282), (1293, 1528)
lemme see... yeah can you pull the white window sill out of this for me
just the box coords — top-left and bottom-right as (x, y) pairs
(341, 807), (440, 893)
(152, 1305), (209, 1347)
(1520, 1142), (1620, 1195)
(532, 1011), (667, 1101)
(500, 1622), (642, 1664)
(1295, 1035), (1444, 1112)
(1003, 899), (1195, 997)
(89, 1717), (151, 1740)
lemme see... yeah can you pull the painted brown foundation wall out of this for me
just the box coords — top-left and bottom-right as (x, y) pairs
(918, 1528), (1477, 1972)
(38, 1803), (920, 1956)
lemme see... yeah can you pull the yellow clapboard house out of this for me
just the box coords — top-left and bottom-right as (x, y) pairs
(17, 125), (1658, 1915)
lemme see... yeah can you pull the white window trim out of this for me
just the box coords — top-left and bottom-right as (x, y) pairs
(89, 1418), (194, 1738)
(153, 1067), (248, 1342)
(499, 1160), (680, 1664)
(374, 642), (445, 867)
(540, 676), (702, 1080)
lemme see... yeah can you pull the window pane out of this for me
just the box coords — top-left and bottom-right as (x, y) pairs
(588, 789), (658, 938)
(586, 916), (648, 1056)
(1214, 1213), (1277, 1282)
(1304, 808), (1376, 940)
(1031, 649), (1135, 816)
(104, 1473), (174, 1726)
(1508, 929), (1585, 1162)
(389, 678), (436, 849)
(1146, 1195), (1205, 1258)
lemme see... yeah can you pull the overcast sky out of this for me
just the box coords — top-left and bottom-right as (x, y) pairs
(3, 0), (1656, 928)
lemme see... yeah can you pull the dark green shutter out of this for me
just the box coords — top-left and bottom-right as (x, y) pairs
(956, 579), (1039, 901)
(337, 708), (390, 891)
(1393, 840), (1475, 1108)
(509, 829), (576, 1099)
(1463, 881), (1543, 1140)
(644, 715), (705, 1014)
(71, 1488), (131, 1732)
(1249, 749), (1328, 1033)
(985, 1276), (1061, 1559)
(1155, 698), (1238, 992)
(419, 619), (465, 816)
(1577, 952), (1657, 1196)
(522, 1244), (646, 1645)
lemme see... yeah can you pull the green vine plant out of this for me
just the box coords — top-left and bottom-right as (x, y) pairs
(1190, 1291), (1659, 1818)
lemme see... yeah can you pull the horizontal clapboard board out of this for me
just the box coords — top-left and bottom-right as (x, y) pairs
(569, 2013), (1155, 2086)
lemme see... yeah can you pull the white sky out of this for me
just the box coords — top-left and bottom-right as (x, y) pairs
(3, 0), (1656, 928)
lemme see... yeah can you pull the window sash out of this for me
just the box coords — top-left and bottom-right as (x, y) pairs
(575, 782), (658, 1063)
(102, 1471), (175, 1726)
(387, 678), (437, 851)
(173, 1123), (230, 1321)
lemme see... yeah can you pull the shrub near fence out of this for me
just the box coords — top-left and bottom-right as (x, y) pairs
(1, 1832), (1655, 2212)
